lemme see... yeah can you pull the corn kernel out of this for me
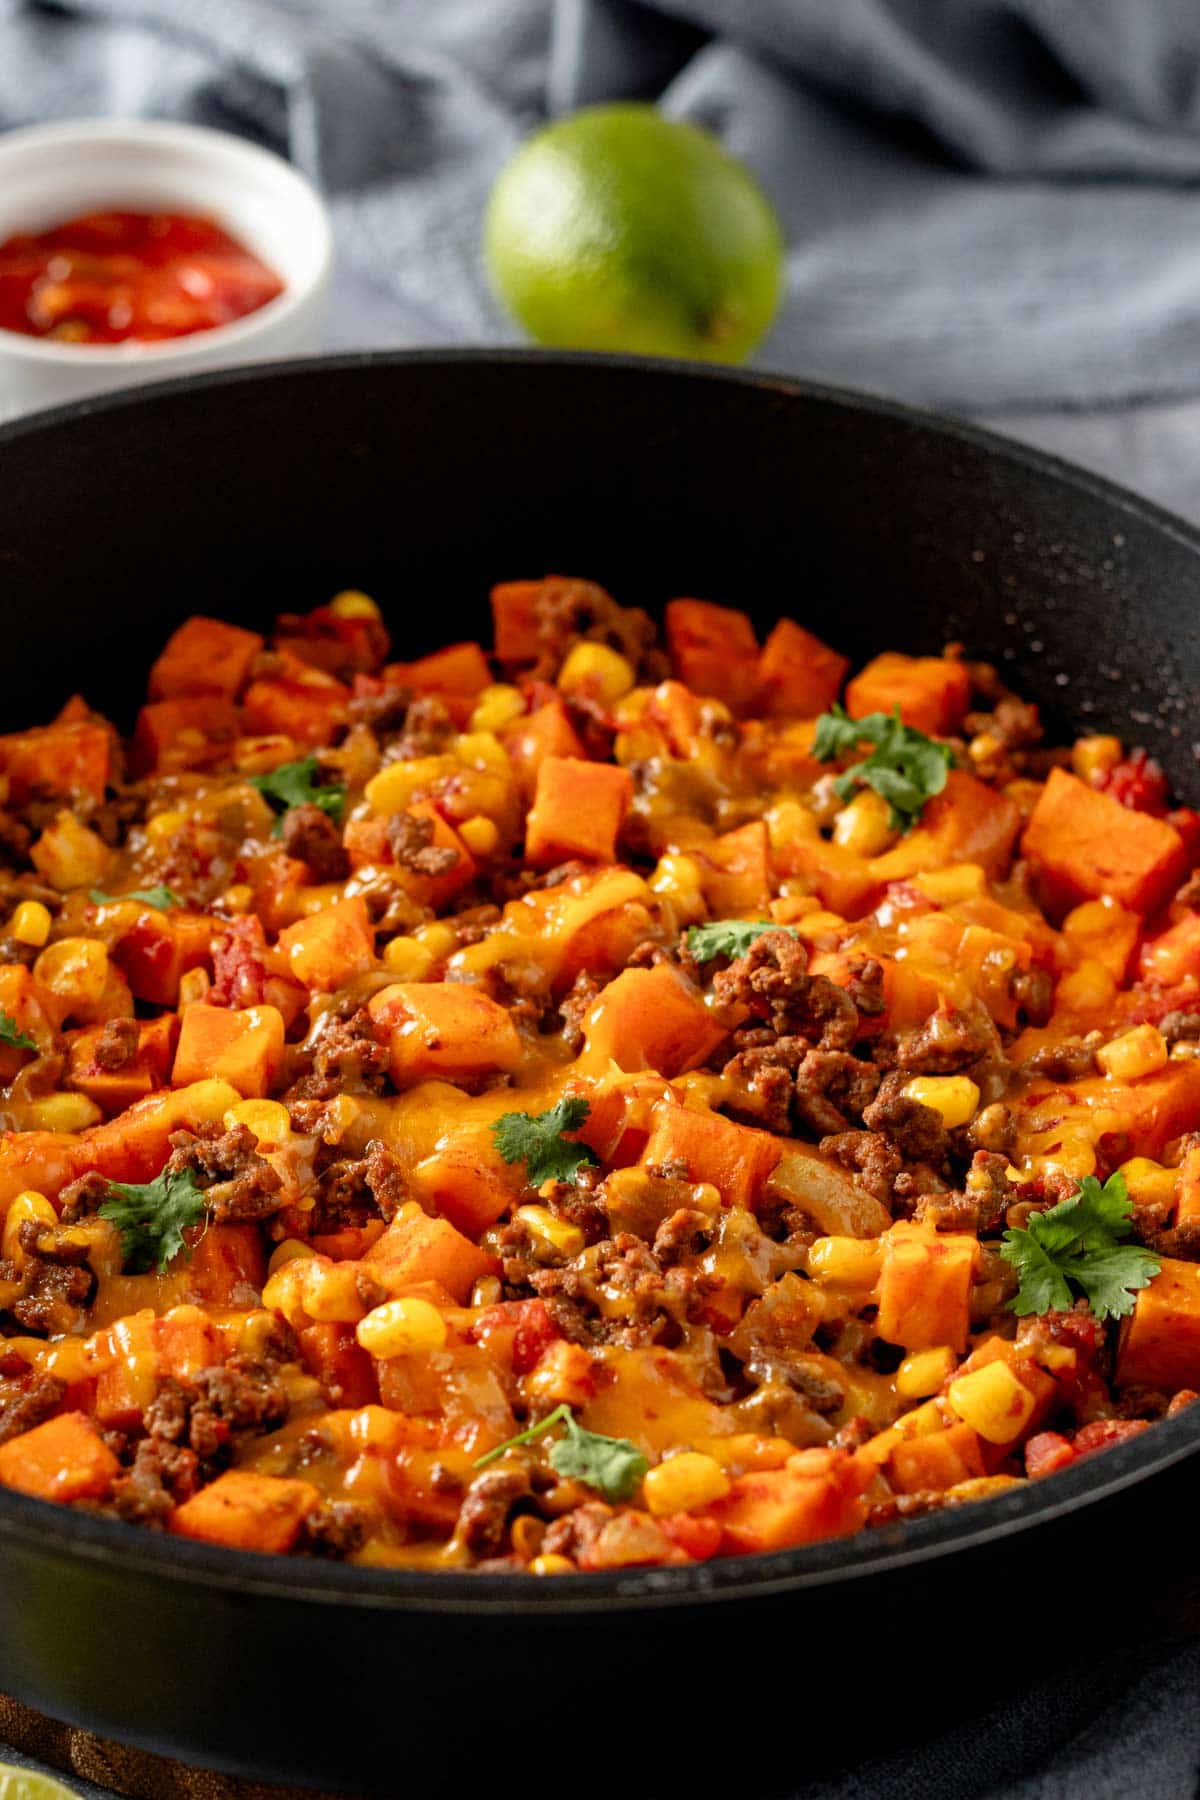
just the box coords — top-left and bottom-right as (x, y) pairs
(30, 812), (111, 891)
(267, 1237), (317, 1276)
(347, 1405), (409, 1452)
(261, 1259), (312, 1328)
(145, 809), (188, 845)
(1118, 1156), (1178, 1209)
(224, 1098), (293, 1146)
(459, 814), (499, 858)
(329, 589), (381, 621)
(900, 1075), (981, 1130)
(356, 1296), (447, 1358)
(831, 788), (896, 856)
(649, 853), (706, 906)
(946, 1360), (1036, 1444)
(806, 1236), (882, 1286)
(233, 736), (298, 775)
(557, 641), (636, 704)
(303, 1261), (367, 1324)
(413, 921), (458, 961)
(769, 895), (823, 924)
(10, 901), (51, 948)
(2, 1191), (57, 1265)
(178, 968), (211, 1007)
(471, 1275), (503, 1307)
(529, 1554), (575, 1576)
(1072, 734), (1123, 785)
(470, 684), (526, 734)
(34, 936), (110, 1013)
(27, 1092), (102, 1133)
(643, 1451), (729, 1515)
(912, 865), (987, 906)
(1096, 1023), (1168, 1082)
(511, 1515), (546, 1560)
(764, 799), (820, 849)
(1055, 957), (1116, 1014)
(364, 756), (454, 817)
(895, 1345), (957, 1401)
(382, 935), (435, 980)
(793, 910), (849, 944)
(515, 1205), (585, 1258)
(453, 731), (511, 778)
(219, 884), (255, 915)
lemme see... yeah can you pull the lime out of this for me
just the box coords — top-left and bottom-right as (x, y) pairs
(0, 1767), (81, 1800)
(484, 103), (784, 364)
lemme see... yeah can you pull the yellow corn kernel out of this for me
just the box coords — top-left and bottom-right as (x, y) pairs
(34, 936), (110, 1013)
(356, 1296), (447, 1358)
(471, 1275), (503, 1308)
(529, 1554), (575, 1576)
(261, 1258), (312, 1328)
(1055, 957), (1116, 1014)
(218, 884), (255, 915)
(453, 731), (510, 778)
(912, 864), (986, 906)
(511, 1515), (546, 1560)
(649, 852), (706, 906)
(806, 1236), (882, 1287)
(764, 799), (820, 849)
(233, 736), (297, 775)
(900, 1075), (981, 1130)
(793, 910), (849, 943)
(895, 1345), (957, 1401)
(459, 814), (499, 858)
(10, 901), (51, 947)
(515, 1205), (585, 1258)
(2, 1191), (57, 1265)
(1096, 1023), (1168, 1082)
(346, 1405), (409, 1453)
(413, 921), (458, 961)
(382, 935), (435, 980)
(30, 812), (111, 891)
(364, 755), (454, 817)
(946, 1360), (1036, 1445)
(224, 1098), (293, 1146)
(145, 808), (189, 845)
(178, 968), (211, 1008)
(1072, 734), (1123, 785)
(329, 589), (381, 621)
(303, 1261), (367, 1324)
(643, 1451), (729, 1516)
(469, 684), (526, 734)
(267, 1238), (317, 1277)
(27, 1092), (102, 1133)
(557, 641), (636, 704)
(831, 788), (896, 856)
(1117, 1156), (1178, 1210)
(769, 894), (823, 924)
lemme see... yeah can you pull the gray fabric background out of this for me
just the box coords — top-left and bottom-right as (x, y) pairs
(3, 2), (1200, 1794)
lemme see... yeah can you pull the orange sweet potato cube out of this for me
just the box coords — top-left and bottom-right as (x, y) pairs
(1022, 768), (1187, 916)
(525, 756), (634, 866)
(757, 618), (849, 719)
(641, 1099), (782, 1211)
(149, 616), (264, 701)
(242, 651), (350, 749)
(277, 897), (375, 992)
(702, 1449), (869, 1553)
(0, 720), (110, 805)
(875, 1220), (978, 1352)
(95, 1310), (161, 1430)
(66, 1013), (180, 1114)
(1116, 1257), (1200, 1391)
(367, 981), (523, 1085)
(172, 1002), (285, 1098)
(131, 696), (241, 775)
(395, 800), (477, 907)
(845, 652), (970, 736)
(889, 1422), (986, 1494)
(490, 580), (543, 663)
(386, 642), (491, 724)
(170, 1469), (321, 1553)
(694, 821), (771, 917)
(111, 908), (215, 1007)
(363, 1201), (498, 1303)
(869, 770), (1022, 884)
(297, 1321), (379, 1408)
(185, 1223), (267, 1305)
(0, 1411), (119, 1504)
(410, 1142), (520, 1238)
(504, 701), (586, 793)
(579, 962), (726, 1077)
(1139, 911), (1200, 985)
(665, 598), (760, 713)
(156, 1305), (225, 1383)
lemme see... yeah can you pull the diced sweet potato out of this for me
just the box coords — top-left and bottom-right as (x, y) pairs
(1023, 768), (1187, 916)
(0, 720), (110, 805)
(503, 700), (585, 793)
(298, 1321), (379, 1408)
(757, 618), (849, 719)
(665, 599), (760, 713)
(386, 642), (491, 723)
(396, 800), (476, 907)
(131, 696), (241, 776)
(525, 756), (634, 866)
(185, 1223), (266, 1305)
(242, 653), (350, 748)
(156, 1305), (224, 1383)
(66, 1014), (179, 1115)
(363, 1201), (498, 1303)
(889, 1422), (985, 1494)
(172, 1002), (285, 1098)
(1116, 1257), (1200, 1390)
(875, 1220), (978, 1352)
(1139, 911), (1200, 986)
(773, 833), (880, 919)
(276, 897), (375, 993)
(490, 580), (543, 663)
(641, 1099), (782, 1211)
(701, 1448), (869, 1553)
(845, 652), (970, 736)
(95, 1310), (160, 1430)
(0, 1130), (82, 1210)
(0, 1410), (119, 1504)
(111, 908), (215, 1007)
(76, 1078), (241, 1186)
(694, 821), (771, 916)
(170, 1468), (321, 1553)
(869, 771), (1021, 884)
(578, 961), (725, 1077)
(149, 616), (263, 701)
(368, 981), (523, 1085)
(410, 1140), (520, 1238)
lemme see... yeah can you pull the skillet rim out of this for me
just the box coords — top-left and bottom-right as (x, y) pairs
(1, 345), (1198, 1613)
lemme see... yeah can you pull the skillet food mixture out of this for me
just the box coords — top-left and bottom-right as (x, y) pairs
(0, 581), (1196, 1572)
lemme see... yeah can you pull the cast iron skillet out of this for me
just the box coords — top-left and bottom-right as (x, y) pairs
(1, 352), (1199, 1794)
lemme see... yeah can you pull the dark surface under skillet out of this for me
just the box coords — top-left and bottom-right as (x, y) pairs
(0, 352), (1199, 1793)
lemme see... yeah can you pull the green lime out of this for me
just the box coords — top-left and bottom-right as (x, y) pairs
(0, 1767), (81, 1800)
(484, 103), (784, 364)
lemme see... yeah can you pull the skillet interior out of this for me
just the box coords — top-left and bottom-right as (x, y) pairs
(1, 352), (1199, 1788)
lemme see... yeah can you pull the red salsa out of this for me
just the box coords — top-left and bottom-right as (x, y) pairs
(0, 210), (284, 344)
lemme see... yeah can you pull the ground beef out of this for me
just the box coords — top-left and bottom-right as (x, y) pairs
(57, 1170), (114, 1224)
(394, 695), (456, 760)
(300, 1499), (370, 1559)
(108, 1436), (199, 1525)
(281, 803), (350, 882)
(792, 1048), (882, 1136)
(725, 1037), (881, 1137)
(530, 1233), (685, 1347)
(964, 694), (1042, 751)
(541, 1498), (613, 1562)
(1021, 1034), (1101, 1081)
(559, 970), (601, 1052)
(146, 1359), (289, 1467)
(713, 929), (859, 1051)
(346, 684), (413, 737)
(92, 1017), (139, 1071)
(387, 810), (461, 876)
(453, 904), (502, 947)
(209, 916), (268, 1008)
(457, 1464), (532, 1557)
(364, 1140), (410, 1221)
(0, 1223), (94, 1334)
(862, 1082), (949, 1164)
(544, 1166), (609, 1245)
(1160, 1011), (1200, 1046)
(888, 1006), (1001, 1076)
(652, 1208), (714, 1265)
(165, 1123), (283, 1223)
(286, 1007), (390, 1102)
(512, 577), (658, 685)
(819, 1130), (903, 1205)
(0, 1372), (66, 1445)
(1010, 968), (1055, 1026)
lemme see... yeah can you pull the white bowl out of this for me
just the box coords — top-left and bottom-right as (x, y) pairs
(0, 119), (333, 419)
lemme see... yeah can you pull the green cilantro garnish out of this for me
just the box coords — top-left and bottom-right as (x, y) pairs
(999, 1171), (1160, 1323)
(249, 756), (346, 837)
(97, 1168), (208, 1275)
(89, 885), (182, 911)
(813, 703), (954, 832)
(686, 919), (796, 964)
(474, 1404), (649, 1502)
(492, 1097), (599, 1187)
(0, 1009), (35, 1052)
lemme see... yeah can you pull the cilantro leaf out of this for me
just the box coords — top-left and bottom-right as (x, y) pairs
(473, 1404), (648, 1501)
(0, 1009), (35, 1052)
(813, 703), (954, 832)
(249, 757), (346, 837)
(999, 1171), (1159, 1323)
(97, 1168), (208, 1275)
(686, 919), (796, 964)
(89, 884), (182, 911)
(492, 1097), (599, 1187)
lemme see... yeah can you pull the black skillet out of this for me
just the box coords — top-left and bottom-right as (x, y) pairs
(0, 352), (1199, 1796)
